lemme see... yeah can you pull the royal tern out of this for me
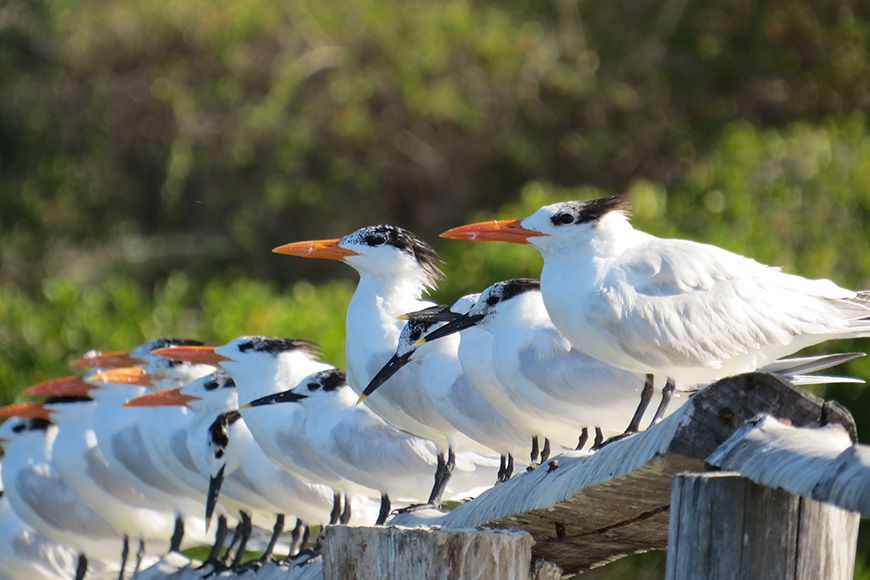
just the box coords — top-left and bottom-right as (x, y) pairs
(41, 392), (173, 575)
(0, 461), (115, 580)
(125, 372), (296, 568)
(244, 369), (480, 523)
(442, 196), (870, 425)
(362, 301), (533, 478)
(0, 403), (126, 576)
(416, 280), (681, 441)
(273, 227), (499, 504)
(152, 337), (381, 521)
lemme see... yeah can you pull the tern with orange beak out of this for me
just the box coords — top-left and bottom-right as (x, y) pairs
(154, 336), (380, 520)
(274, 226), (499, 508)
(442, 196), (870, 428)
(0, 401), (126, 578)
(81, 339), (215, 554)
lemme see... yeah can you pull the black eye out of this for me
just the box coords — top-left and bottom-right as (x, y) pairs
(556, 213), (574, 224)
(365, 234), (386, 246)
(308, 382), (319, 390)
(12, 424), (25, 433)
(486, 295), (501, 306)
(410, 328), (422, 340)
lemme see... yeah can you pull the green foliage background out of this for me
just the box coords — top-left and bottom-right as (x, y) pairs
(1, 0), (868, 575)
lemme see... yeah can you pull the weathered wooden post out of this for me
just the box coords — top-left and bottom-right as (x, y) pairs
(665, 472), (859, 580)
(322, 525), (560, 580)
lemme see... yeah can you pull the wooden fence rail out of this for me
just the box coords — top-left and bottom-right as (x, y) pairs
(138, 373), (869, 579)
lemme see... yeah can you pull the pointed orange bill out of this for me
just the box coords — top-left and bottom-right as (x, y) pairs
(0, 402), (51, 419)
(71, 350), (139, 369)
(271, 239), (358, 261)
(440, 219), (546, 244)
(151, 346), (229, 366)
(89, 367), (161, 386)
(124, 387), (200, 407)
(25, 375), (92, 397)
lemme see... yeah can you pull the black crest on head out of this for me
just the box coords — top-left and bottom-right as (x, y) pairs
(488, 279), (540, 306)
(350, 225), (444, 288)
(44, 395), (93, 405)
(203, 371), (235, 391)
(236, 337), (322, 359)
(549, 195), (631, 226)
(307, 369), (347, 392)
(145, 338), (205, 352)
(10, 418), (52, 432)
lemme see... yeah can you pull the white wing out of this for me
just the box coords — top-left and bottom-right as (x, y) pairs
(14, 467), (117, 538)
(592, 237), (870, 369)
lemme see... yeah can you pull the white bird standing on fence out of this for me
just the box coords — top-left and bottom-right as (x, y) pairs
(151, 337), (380, 524)
(441, 196), (870, 432)
(243, 368), (492, 523)
(36, 393), (172, 576)
(0, 460), (116, 580)
(69, 339), (215, 552)
(360, 301), (539, 479)
(0, 404), (125, 579)
(126, 370), (342, 564)
(414, 279), (668, 443)
(273, 226), (499, 507)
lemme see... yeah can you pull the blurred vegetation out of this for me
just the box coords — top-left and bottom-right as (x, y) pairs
(1, 0), (869, 576)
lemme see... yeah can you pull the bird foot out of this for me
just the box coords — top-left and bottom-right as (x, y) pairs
(593, 430), (637, 450)
(526, 462), (540, 472)
(394, 502), (439, 514)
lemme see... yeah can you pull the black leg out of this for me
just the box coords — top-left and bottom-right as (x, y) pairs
(118, 535), (129, 580)
(169, 514), (184, 553)
(593, 427), (604, 448)
(75, 554), (88, 580)
(329, 492), (341, 525)
(505, 454), (514, 479)
(625, 374), (655, 433)
(285, 518), (302, 558)
(300, 523), (310, 551)
(496, 454), (506, 483)
(203, 514), (228, 566)
(259, 514), (285, 562)
(376, 493), (391, 525)
(540, 438), (551, 463)
(530, 436), (540, 464)
(133, 538), (144, 576)
(222, 518), (242, 564)
(651, 378), (676, 425)
(339, 494), (352, 524)
(230, 511), (252, 568)
(576, 427), (589, 450)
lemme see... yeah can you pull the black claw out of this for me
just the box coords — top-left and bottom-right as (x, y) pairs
(547, 459), (560, 473)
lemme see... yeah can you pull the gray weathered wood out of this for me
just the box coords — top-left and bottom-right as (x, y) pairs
(389, 373), (853, 574)
(666, 472), (859, 580)
(322, 526), (542, 580)
(707, 415), (870, 515)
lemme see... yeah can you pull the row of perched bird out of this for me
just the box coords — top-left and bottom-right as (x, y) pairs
(1, 196), (868, 579)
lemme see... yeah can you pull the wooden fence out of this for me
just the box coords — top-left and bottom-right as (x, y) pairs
(138, 373), (869, 579)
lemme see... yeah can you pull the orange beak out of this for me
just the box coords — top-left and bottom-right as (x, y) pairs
(440, 219), (545, 244)
(25, 376), (93, 397)
(272, 238), (359, 261)
(124, 387), (200, 408)
(151, 346), (229, 366)
(71, 350), (139, 369)
(0, 402), (51, 419)
(89, 367), (161, 387)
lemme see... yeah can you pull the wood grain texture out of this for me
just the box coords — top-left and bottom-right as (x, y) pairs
(707, 415), (870, 515)
(666, 472), (859, 580)
(322, 526), (538, 580)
